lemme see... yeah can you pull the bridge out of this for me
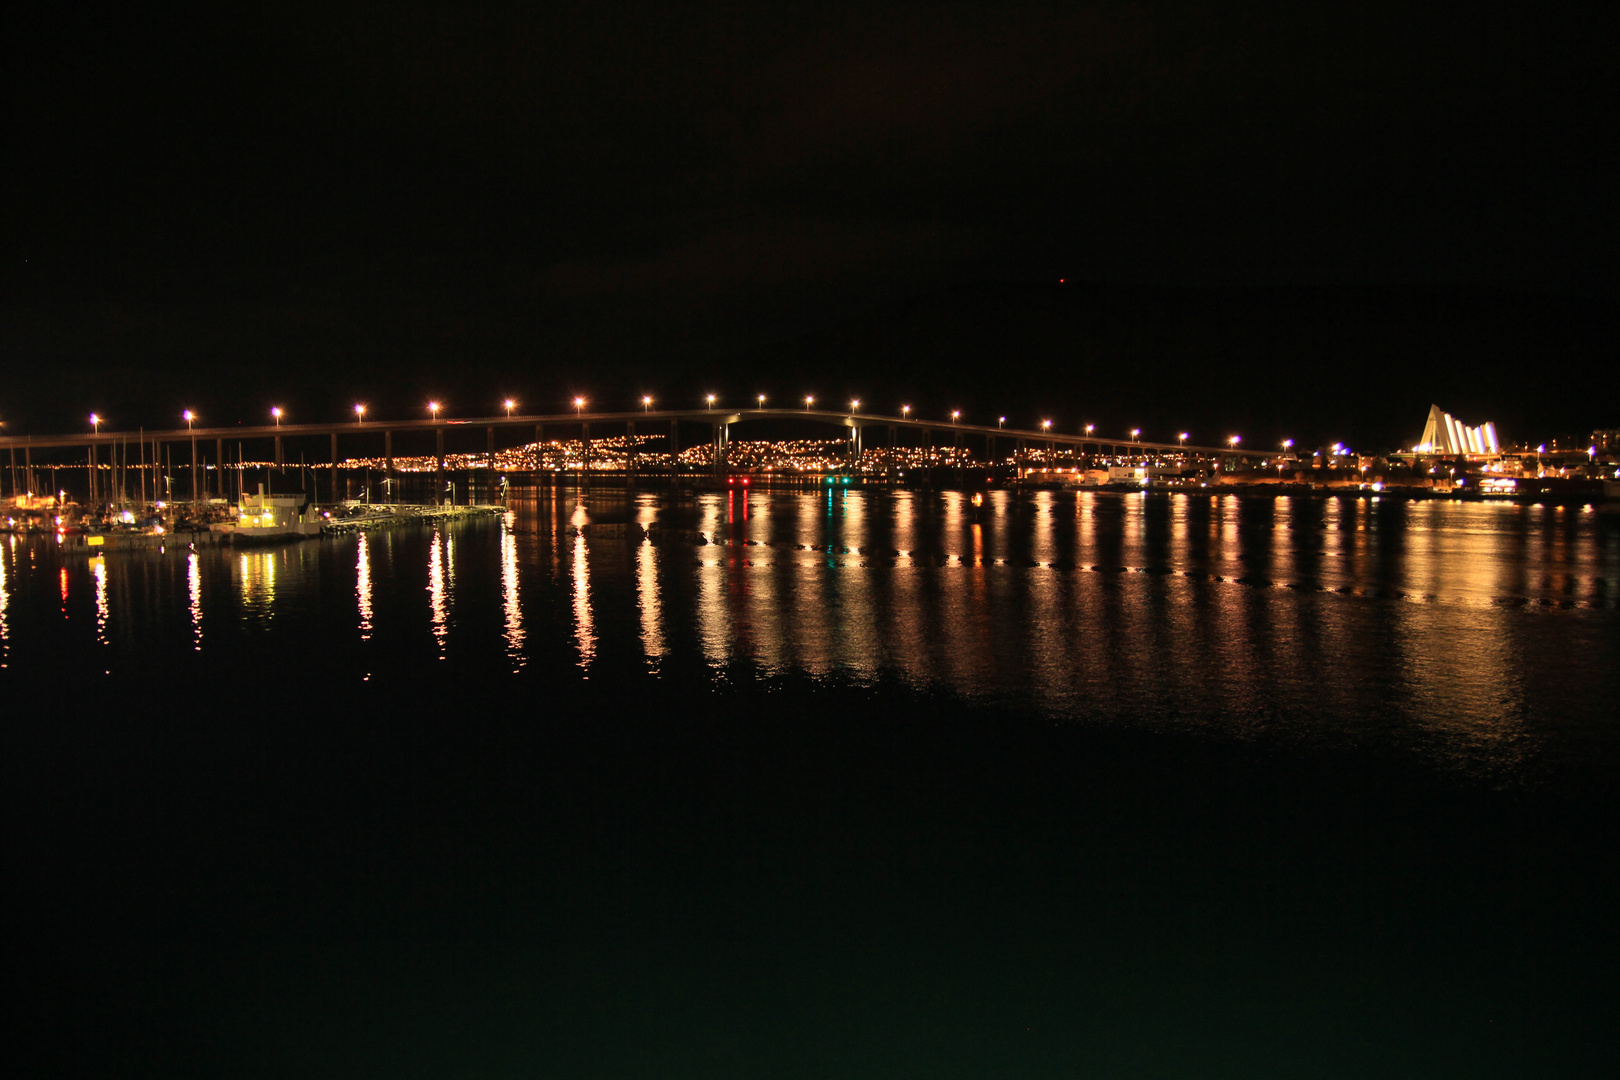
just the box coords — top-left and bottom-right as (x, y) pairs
(2, 407), (1272, 503)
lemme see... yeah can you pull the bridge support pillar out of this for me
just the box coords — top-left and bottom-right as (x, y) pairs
(435, 427), (446, 504)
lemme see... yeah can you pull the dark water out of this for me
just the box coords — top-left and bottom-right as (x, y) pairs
(5, 490), (1617, 1077)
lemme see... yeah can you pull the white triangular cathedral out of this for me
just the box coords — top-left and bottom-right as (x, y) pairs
(1417, 405), (1499, 455)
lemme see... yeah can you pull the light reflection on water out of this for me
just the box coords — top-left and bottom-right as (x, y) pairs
(4, 491), (1616, 784)
(499, 515), (524, 670)
(356, 532), (374, 642)
(428, 528), (448, 656)
(0, 536), (10, 667)
(187, 551), (202, 651)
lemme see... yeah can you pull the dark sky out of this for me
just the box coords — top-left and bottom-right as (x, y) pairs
(4, 1), (1613, 439)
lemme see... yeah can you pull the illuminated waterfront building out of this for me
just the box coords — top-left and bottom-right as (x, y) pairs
(1415, 404), (1499, 456)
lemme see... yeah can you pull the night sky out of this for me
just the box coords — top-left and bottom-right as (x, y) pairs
(5, 2), (1613, 443)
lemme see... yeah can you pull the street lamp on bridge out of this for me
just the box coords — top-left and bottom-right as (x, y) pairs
(505, 399), (515, 418)
(998, 416), (1006, 428)
(804, 395), (814, 411)
(850, 399), (860, 414)
(706, 394), (717, 410)
(1084, 424), (1095, 437)
(757, 394), (767, 408)
(951, 410), (960, 424)
(272, 407), (282, 427)
(429, 401), (441, 420)
(354, 404), (365, 424)
(1130, 428), (1140, 442)
(642, 396), (653, 412)
(183, 410), (195, 430)
(1229, 435), (1241, 448)
(90, 414), (100, 435)
(901, 405), (911, 419)
(574, 397), (586, 416)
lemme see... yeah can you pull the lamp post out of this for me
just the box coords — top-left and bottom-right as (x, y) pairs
(574, 397), (586, 417)
(183, 411), (198, 505)
(804, 395), (814, 411)
(757, 394), (767, 408)
(850, 399), (860, 415)
(642, 395), (653, 413)
(504, 399), (515, 419)
(429, 401), (440, 421)
(951, 410), (960, 424)
(901, 405), (911, 419)
(1130, 428), (1140, 443)
(998, 416), (1006, 429)
(706, 394), (717, 411)
(1178, 432), (1187, 447)
(354, 404), (365, 424)
(272, 407), (282, 427)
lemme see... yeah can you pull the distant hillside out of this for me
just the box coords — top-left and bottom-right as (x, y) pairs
(706, 282), (1615, 450)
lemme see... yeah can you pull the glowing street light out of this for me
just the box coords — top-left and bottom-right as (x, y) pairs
(1130, 428), (1140, 442)
(758, 394), (767, 408)
(574, 397), (586, 416)
(850, 399), (860, 414)
(354, 404), (365, 424)
(429, 401), (441, 420)
(951, 410), (960, 424)
(1084, 424), (1095, 436)
(504, 399), (515, 418)
(706, 393), (717, 410)
(272, 407), (283, 427)
(901, 405), (911, 419)
(1281, 438), (1293, 451)
(998, 416), (1006, 428)
(183, 410), (195, 430)
(1041, 419), (1052, 431)
(642, 395), (653, 412)
(1228, 435), (1241, 448)
(1178, 432), (1188, 446)
(804, 395), (814, 411)
(90, 413), (101, 434)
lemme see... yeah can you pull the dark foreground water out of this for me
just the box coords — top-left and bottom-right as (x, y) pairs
(5, 489), (1617, 1077)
